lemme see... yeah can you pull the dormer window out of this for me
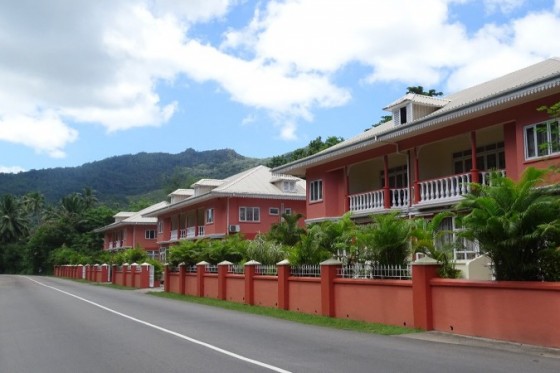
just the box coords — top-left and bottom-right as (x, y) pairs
(399, 107), (407, 124)
(282, 180), (296, 193)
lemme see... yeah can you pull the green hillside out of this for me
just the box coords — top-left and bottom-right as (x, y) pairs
(0, 148), (264, 205)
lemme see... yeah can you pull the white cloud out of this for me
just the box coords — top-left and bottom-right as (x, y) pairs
(0, 166), (25, 174)
(2, 0), (560, 158)
(483, 0), (525, 14)
(0, 112), (78, 158)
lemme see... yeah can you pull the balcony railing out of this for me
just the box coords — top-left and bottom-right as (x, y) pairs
(198, 226), (205, 237)
(170, 229), (178, 241)
(348, 189), (384, 212)
(348, 169), (505, 212)
(186, 226), (196, 238)
(418, 172), (471, 204)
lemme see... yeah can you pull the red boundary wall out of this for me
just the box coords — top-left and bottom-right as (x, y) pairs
(54, 263), (158, 289)
(56, 260), (560, 348)
(162, 260), (560, 349)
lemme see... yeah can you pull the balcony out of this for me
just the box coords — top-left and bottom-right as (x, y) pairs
(348, 170), (504, 213)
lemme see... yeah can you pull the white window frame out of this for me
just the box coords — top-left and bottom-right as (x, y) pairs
(145, 230), (156, 240)
(206, 208), (214, 224)
(524, 120), (560, 159)
(282, 180), (296, 193)
(269, 207), (280, 216)
(436, 217), (480, 261)
(157, 220), (163, 233)
(309, 179), (323, 202)
(239, 207), (260, 222)
(283, 207), (292, 215)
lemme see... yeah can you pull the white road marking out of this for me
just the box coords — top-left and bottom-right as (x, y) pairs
(25, 277), (292, 373)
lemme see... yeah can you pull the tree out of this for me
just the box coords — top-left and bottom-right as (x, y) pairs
(406, 86), (443, 96)
(457, 168), (560, 281)
(0, 194), (29, 244)
(267, 213), (305, 246)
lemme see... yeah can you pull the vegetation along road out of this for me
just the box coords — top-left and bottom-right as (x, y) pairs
(1, 275), (559, 373)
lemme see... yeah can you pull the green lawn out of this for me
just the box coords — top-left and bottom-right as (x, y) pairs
(149, 291), (418, 335)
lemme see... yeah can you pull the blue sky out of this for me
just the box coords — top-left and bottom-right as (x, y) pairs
(1, 0), (560, 173)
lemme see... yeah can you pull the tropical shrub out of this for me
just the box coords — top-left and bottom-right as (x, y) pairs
(288, 224), (331, 265)
(246, 234), (287, 264)
(457, 167), (560, 281)
(364, 212), (412, 266)
(411, 212), (461, 278)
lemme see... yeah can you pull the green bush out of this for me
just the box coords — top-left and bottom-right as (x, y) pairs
(246, 234), (287, 264)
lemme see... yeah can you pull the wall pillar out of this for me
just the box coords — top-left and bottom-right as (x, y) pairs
(122, 263), (129, 287)
(101, 264), (109, 283)
(277, 259), (291, 310)
(164, 264), (171, 292)
(140, 263), (150, 288)
(244, 260), (260, 305)
(320, 259), (342, 317)
(218, 261), (232, 300)
(112, 265), (118, 285)
(177, 263), (186, 295)
(412, 257), (441, 330)
(196, 261), (209, 297)
(130, 263), (137, 288)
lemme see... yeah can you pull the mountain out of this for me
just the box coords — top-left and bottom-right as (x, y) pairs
(0, 148), (264, 205)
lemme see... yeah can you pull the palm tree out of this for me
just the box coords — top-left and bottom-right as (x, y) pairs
(365, 212), (412, 266)
(0, 194), (29, 243)
(267, 213), (305, 246)
(22, 192), (45, 229)
(457, 167), (560, 281)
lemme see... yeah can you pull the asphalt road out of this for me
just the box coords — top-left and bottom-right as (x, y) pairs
(1, 275), (558, 373)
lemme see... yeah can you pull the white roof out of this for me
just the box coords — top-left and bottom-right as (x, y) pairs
(94, 201), (169, 232)
(168, 188), (194, 197)
(383, 93), (449, 110)
(274, 57), (560, 176)
(145, 165), (306, 216)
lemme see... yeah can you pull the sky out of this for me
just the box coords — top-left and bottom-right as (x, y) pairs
(1, 0), (560, 173)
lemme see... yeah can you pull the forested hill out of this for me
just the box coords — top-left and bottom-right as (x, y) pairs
(0, 148), (263, 205)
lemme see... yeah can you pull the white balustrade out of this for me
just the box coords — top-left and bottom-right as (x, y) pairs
(170, 229), (178, 240)
(186, 226), (196, 238)
(418, 173), (471, 203)
(179, 228), (187, 239)
(390, 187), (409, 208)
(198, 226), (205, 236)
(348, 189), (384, 212)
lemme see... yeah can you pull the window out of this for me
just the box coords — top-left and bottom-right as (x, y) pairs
(282, 180), (296, 193)
(145, 230), (156, 239)
(399, 106), (407, 124)
(269, 207), (280, 215)
(525, 121), (560, 159)
(283, 208), (292, 215)
(239, 207), (260, 222)
(436, 217), (480, 261)
(380, 165), (408, 188)
(206, 208), (214, 224)
(453, 142), (505, 173)
(309, 180), (323, 202)
(157, 220), (163, 233)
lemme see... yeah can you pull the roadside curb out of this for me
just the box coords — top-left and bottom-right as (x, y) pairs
(397, 331), (560, 359)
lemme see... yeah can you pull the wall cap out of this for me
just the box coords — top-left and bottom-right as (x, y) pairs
(218, 260), (233, 266)
(320, 258), (343, 266)
(245, 260), (261, 266)
(196, 261), (210, 266)
(277, 259), (290, 266)
(413, 256), (440, 265)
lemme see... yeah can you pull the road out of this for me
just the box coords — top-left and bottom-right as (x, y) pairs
(0, 275), (558, 373)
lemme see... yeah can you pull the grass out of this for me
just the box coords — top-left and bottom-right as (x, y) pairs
(149, 291), (418, 335)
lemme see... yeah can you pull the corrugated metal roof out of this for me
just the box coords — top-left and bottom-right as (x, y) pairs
(273, 57), (560, 176)
(144, 165), (306, 216)
(95, 201), (169, 232)
(383, 93), (449, 110)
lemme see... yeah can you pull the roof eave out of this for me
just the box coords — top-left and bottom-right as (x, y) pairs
(273, 74), (560, 176)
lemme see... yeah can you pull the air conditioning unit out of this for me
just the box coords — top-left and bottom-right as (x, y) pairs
(229, 224), (241, 233)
